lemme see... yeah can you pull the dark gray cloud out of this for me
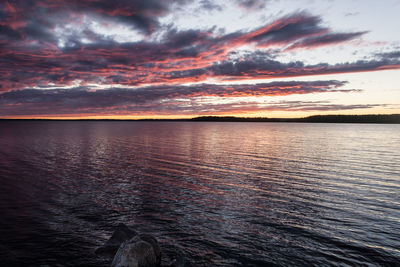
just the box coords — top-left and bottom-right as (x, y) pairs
(376, 51), (400, 60)
(286, 31), (368, 50)
(206, 52), (400, 79)
(2, 0), (188, 36)
(157, 50), (400, 82)
(0, 25), (22, 41)
(235, 0), (267, 10)
(200, 0), (223, 11)
(248, 13), (327, 45)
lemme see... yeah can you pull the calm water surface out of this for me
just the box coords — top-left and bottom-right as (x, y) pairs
(0, 121), (399, 266)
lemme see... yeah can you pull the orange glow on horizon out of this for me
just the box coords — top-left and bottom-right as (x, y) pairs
(2, 108), (399, 120)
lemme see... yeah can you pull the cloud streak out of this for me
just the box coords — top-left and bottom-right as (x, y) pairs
(285, 32), (368, 50)
(0, 80), (363, 116)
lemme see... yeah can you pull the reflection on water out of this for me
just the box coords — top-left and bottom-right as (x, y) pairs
(0, 121), (399, 266)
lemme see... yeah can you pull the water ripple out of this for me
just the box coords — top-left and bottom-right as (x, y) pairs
(0, 121), (399, 266)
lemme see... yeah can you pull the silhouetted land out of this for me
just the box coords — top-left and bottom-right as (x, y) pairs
(191, 114), (400, 123)
(1, 114), (400, 123)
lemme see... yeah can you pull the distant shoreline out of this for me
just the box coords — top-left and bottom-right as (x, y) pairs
(1, 114), (400, 124)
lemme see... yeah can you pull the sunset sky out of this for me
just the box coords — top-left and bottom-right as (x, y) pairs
(0, 0), (399, 119)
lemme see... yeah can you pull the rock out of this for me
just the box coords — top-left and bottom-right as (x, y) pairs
(111, 234), (161, 267)
(163, 249), (190, 267)
(169, 254), (189, 267)
(95, 223), (137, 257)
(136, 234), (161, 265)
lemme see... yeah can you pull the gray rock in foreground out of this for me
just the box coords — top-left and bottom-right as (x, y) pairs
(95, 223), (137, 257)
(111, 234), (161, 267)
(95, 223), (189, 266)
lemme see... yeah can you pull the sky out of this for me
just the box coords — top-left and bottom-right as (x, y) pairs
(0, 0), (399, 119)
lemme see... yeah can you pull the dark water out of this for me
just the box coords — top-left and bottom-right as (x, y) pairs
(0, 121), (399, 266)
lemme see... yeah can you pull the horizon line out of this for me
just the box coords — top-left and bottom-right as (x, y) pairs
(1, 114), (399, 123)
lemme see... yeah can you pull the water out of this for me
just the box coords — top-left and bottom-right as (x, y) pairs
(0, 121), (399, 266)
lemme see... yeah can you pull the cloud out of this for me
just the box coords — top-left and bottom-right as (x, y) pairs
(285, 32), (368, 50)
(235, 0), (267, 10)
(245, 13), (328, 46)
(162, 51), (400, 82)
(0, 24), (22, 41)
(1, 33), (399, 92)
(0, 2), (398, 117)
(376, 50), (400, 60)
(1, 8), (394, 93)
(0, 0), (188, 37)
(199, 0), (223, 11)
(1, 44), (399, 92)
(0, 80), (362, 116)
(0, 95), (384, 117)
(199, 101), (385, 114)
(207, 53), (400, 80)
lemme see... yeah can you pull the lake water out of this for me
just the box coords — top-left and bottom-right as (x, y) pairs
(0, 121), (399, 266)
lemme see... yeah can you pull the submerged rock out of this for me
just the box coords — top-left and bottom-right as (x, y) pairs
(95, 223), (137, 257)
(95, 223), (190, 266)
(164, 253), (189, 267)
(136, 234), (161, 264)
(111, 234), (161, 267)
(162, 249), (190, 267)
